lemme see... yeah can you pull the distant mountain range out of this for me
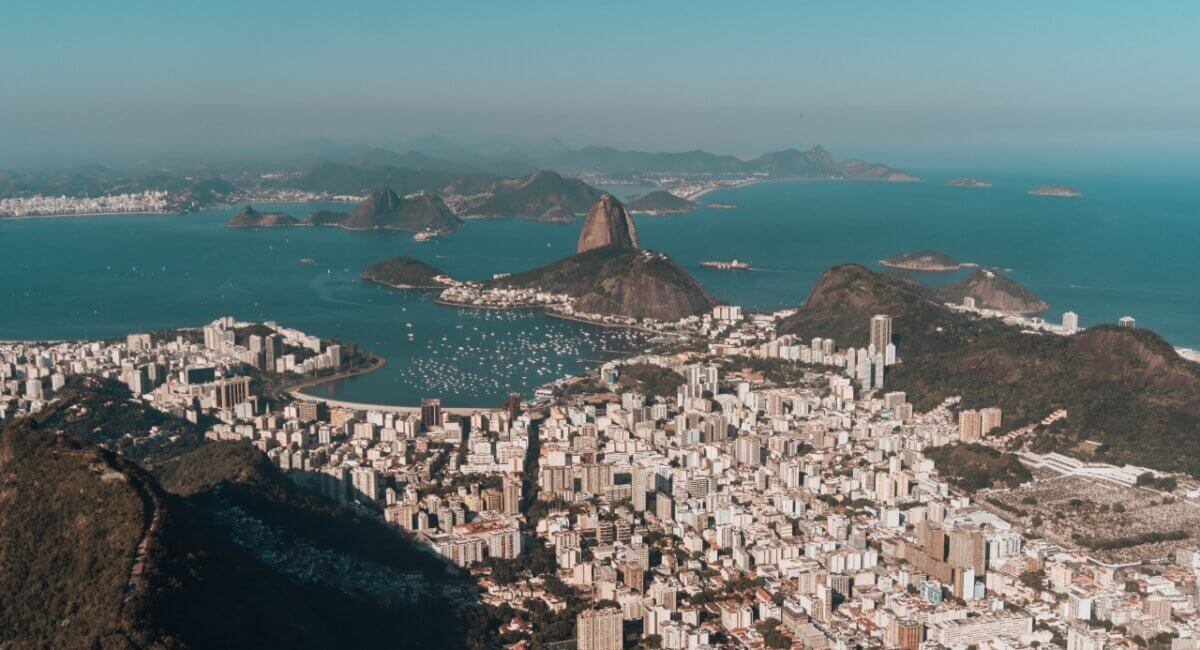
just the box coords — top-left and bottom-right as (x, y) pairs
(288, 143), (914, 186)
(0, 140), (916, 220)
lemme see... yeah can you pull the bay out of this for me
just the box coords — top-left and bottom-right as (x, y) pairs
(2, 171), (1196, 407)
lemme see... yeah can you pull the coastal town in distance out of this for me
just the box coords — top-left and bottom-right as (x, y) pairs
(4, 3), (1200, 650)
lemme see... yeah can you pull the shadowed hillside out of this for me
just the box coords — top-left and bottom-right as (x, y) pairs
(0, 386), (503, 649)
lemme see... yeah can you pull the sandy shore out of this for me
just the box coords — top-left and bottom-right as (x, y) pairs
(683, 178), (771, 201)
(287, 390), (488, 415)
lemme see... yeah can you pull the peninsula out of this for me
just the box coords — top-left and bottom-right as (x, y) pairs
(361, 256), (455, 289)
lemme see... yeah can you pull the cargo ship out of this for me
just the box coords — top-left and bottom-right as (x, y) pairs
(701, 259), (750, 270)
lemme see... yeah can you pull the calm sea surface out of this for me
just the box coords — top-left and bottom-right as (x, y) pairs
(2, 172), (1196, 405)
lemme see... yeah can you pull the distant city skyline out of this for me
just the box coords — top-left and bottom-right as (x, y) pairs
(2, 1), (1199, 164)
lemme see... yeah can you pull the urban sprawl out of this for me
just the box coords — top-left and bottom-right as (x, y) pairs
(2, 298), (1193, 650)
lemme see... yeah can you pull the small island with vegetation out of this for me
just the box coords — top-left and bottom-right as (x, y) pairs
(361, 256), (455, 289)
(1029, 185), (1082, 198)
(625, 190), (697, 215)
(225, 206), (299, 228)
(879, 249), (966, 272)
(947, 177), (992, 188)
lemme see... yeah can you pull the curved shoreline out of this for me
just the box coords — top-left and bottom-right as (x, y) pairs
(287, 389), (488, 415)
(281, 355), (390, 400)
(434, 296), (686, 337)
(433, 297), (545, 311)
(365, 278), (452, 291)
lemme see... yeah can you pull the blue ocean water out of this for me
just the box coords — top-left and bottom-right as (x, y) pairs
(1, 172), (1196, 405)
(645, 172), (1199, 346)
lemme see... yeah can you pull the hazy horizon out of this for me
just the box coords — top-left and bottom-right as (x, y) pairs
(3, 1), (1199, 168)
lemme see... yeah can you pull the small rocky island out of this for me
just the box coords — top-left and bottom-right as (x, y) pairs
(1029, 185), (1082, 198)
(947, 177), (992, 188)
(936, 268), (1048, 314)
(225, 206), (299, 228)
(626, 190), (697, 215)
(879, 250), (966, 272)
(361, 256), (454, 289)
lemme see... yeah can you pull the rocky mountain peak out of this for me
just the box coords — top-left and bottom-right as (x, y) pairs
(577, 194), (638, 253)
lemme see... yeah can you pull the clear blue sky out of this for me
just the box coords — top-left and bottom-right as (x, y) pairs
(2, 0), (1198, 164)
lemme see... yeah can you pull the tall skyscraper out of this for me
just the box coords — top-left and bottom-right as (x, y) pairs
(632, 463), (648, 512)
(502, 476), (522, 515)
(1063, 311), (1079, 334)
(870, 315), (894, 356)
(576, 607), (623, 650)
(421, 398), (442, 429)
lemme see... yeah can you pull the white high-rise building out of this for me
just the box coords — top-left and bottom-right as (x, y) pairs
(1063, 311), (1079, 334)
(871, 315), (894, 354)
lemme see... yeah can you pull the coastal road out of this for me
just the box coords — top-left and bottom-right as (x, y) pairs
(289, 390), (489, 415)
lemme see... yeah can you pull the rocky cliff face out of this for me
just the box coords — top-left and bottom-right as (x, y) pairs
(576, 194), (639, 253)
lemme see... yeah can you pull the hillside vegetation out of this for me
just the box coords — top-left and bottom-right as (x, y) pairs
(782, 264), (1200, 476)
